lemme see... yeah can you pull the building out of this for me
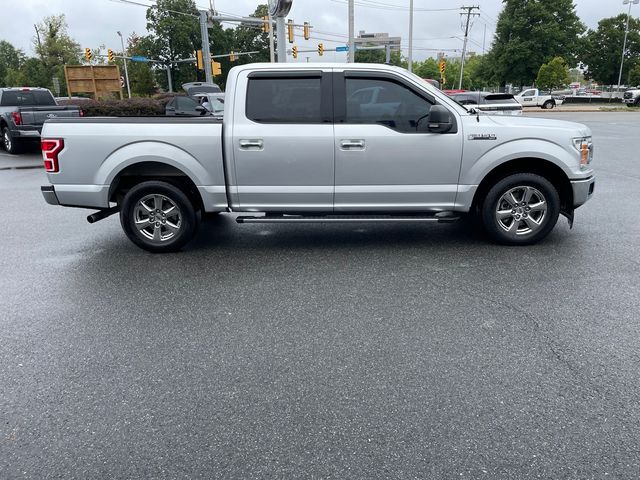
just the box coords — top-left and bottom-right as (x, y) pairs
(354, 31), (401, 52)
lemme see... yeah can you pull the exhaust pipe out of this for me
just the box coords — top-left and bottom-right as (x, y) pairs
(87, 206), (119, 224)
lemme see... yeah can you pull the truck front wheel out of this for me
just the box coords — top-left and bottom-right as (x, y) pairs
(542, 100), (555, 109)
(120, 180), (198, 253)
(481, 173), (560, 245)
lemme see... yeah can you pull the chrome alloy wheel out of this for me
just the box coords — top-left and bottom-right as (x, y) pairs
(4, 131), (11, 151)
(495, 186), (547, 236)
(133, 194), (182, 243)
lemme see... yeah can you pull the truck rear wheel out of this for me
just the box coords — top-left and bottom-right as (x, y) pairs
(481, 173), (560, 245)
(2, 127), (22, 154)
(542, 100), (555, 109)
(120, 180), (198, 253)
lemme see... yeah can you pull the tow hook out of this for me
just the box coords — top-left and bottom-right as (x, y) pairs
(87, 206), (119, 224)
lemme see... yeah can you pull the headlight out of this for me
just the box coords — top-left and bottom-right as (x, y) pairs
(573, 136), (593, 169)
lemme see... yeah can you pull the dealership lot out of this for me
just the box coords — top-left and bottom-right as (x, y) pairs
(1, 112), (639, 478)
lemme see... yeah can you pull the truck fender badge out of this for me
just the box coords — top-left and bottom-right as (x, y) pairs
(46, 113), (58, 118)
(469, 134), (496, 140)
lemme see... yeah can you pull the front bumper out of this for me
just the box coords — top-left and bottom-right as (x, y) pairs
(623, 99), (636, 104)
(41, 185), (60, 205)
(571, 176), (595, 207)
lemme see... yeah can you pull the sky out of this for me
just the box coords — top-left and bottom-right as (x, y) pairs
(0, 0), (634, 63)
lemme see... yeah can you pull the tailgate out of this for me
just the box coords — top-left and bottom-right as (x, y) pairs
(20, 106), (80, 127)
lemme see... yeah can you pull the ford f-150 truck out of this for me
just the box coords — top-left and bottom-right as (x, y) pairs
(40, 63), (595, 252)
(0, 87), (81, 153)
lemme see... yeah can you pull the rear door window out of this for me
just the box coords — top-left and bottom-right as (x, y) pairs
(246, 77), (323, 123)
(1, 90), (56, 106)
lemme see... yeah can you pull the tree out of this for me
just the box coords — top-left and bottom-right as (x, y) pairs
(31, 14), (81, 95)
(0, 41), (25, 87)
(582, 14), (640, 86)
(536, 56), (570, 92)
(489, 0), (585, 87)
(145, 0), (201, 90)
(354, 48), (404, 67)
(630, 64), (640, 88)
(127, 34), (157, 96)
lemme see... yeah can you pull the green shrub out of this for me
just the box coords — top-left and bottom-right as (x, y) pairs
(57, 97), (171, 116)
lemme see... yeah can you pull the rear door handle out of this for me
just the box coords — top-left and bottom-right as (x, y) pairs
(239, 139), (264, 150)
(340, 139), (365, 150)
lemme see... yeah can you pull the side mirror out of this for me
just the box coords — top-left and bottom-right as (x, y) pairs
(195, 105), (207, 115)
(418, 105), (453, 133)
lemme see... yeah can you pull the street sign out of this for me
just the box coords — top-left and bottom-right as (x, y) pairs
(120, 76), (125, 88)
(130, 55), (148, 62)
(335, 46), (349, 52)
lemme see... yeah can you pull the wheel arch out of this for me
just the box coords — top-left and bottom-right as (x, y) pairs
(471, 157), (572, 214)
(109, 161), (204, 212)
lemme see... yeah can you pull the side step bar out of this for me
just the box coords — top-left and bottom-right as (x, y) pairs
(236, 213), (460, 224)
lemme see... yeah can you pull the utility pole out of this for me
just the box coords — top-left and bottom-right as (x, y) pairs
(268, 13), (275, 63)
(117, 31), (131, 98)
(408, 0), (414, 71)
(199, 10), (213, 83)
(617, 0), (639, 93)
(276, 16), (287, 62)
(458, 5), (480, 90)
(482, 23), (486, 55)
(348, 0), (355, 62)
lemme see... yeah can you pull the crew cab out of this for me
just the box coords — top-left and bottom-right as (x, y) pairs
(40, 63), (595, 252)
(515, 88), (564, 110)
(0, 87), (81, 153)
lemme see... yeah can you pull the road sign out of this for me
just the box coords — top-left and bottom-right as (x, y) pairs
(335, 46), (349, 52)
(130, 55), (148, 62)
(120, 76), (125, 88)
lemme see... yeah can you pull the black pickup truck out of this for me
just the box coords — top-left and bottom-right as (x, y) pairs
(0, 87), (81, 154)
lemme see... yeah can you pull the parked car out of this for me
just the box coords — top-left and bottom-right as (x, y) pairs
(623, 87), (640, 107)
(41, 63), (595, 252)
(514, 88), (565, 109)
(0, 87), (81, 154)
(165, 95), (209, 116)
(450, 92), (523, 116)
(181, 82), (222, 95)
(192, 93), (225, 116)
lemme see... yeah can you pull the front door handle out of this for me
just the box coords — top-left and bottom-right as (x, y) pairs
(239, 139), (264, 150)
(340, 139), (365, 150)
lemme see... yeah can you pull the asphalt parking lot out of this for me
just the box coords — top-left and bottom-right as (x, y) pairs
(1, 112), (639, 478)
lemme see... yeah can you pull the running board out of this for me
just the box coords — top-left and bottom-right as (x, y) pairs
(236, 213), (460, 224)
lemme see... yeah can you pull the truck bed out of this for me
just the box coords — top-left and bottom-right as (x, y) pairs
(42, 116), (226, 210)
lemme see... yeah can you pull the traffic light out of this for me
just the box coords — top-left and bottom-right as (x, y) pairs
(229, 51), (236, 62)
(292, 46), (298, 59)
(439, 60), (446, 75)
(287, 19), (294, 43)
(211, 61), (222, 76)
(317, 43), (324, 56)
(196, 50), (204, 70)
(107, 49), (114, 62)
(84, 48), (92, 62)
(262, 16), (270, 33)
(303, 22), (310, 41)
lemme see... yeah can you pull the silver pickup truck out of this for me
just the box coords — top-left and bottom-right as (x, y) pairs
(41, 63), (595, 252)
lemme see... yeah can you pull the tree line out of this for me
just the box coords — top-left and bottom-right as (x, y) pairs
(0, 0), (639, 96)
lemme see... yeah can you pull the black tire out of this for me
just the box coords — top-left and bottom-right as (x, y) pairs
(2, 127), (22, 154)
(480, 173), (560, 245)
(542, 100), (555, 110)
(120, 180), (198, 253)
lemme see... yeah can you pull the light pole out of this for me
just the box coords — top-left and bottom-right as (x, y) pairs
(348, 0), (355, 62)
(117, 31), (131, 98)
(617, 0), (639, 93)
(408, 0), (413, 72)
